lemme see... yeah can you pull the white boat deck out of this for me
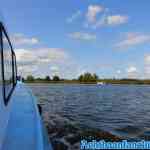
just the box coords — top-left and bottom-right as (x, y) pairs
(1, 82), (52, 150)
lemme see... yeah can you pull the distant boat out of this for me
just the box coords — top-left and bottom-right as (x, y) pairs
(97, 82), (105, 85)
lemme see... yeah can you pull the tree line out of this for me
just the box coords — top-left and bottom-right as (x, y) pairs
(25, 75), (60, 82)
(24, 72), (99, 83)
(23, 72), (150, 84)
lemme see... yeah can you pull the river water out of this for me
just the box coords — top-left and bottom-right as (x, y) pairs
(29, 84), (150, 149)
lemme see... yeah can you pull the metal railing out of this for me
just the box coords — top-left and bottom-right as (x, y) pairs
(0, 22), (17, 105)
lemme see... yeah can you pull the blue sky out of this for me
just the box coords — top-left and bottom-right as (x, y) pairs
(1, 0), (150, 79)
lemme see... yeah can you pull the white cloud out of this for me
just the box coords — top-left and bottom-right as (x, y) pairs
(16, 48), (69, 64)
(15, 48), (69, 77)
(16, 49), (37, 64)
(10, 33), (39, 46)
(67, 5), (128, 29)
(67, 10), (82, 23)
(18, 65), (38, 76)
(93, 11), (108, 28)
(94, 14), (128, 28)
(115, 70), (122, 79)
(144, 54), (150, 78)
(127, 66), (137, 73)
(86, 5), (104, 23)
(145, 55), (150, 64)
(68, 32), (96, 41)
(107, 15), (128, 26)
(50, 66), (60, 76)
(117, 70), (121, 74)
(126, 66), (138, 78)
(50, 66), (59, 71)
(84, 4), (128, 28)
(116, 33), (150, 48)
(77, 69), (87, 77)
(15, 48), (80, 79)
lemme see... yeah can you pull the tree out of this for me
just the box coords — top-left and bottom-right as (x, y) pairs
(36, 77), (43, 81)
(78, 72), (99, 82)
(84, 73), (93, 82)
(53, 75), (60, 81)
(78, 75), (83, 82)
(93, 73), (99, 81)
(26, 75), (34, 81)
(22, 77), (25, 82)
(45, 76), (51, 81)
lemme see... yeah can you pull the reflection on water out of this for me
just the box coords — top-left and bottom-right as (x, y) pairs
(29, 84), (150, 149)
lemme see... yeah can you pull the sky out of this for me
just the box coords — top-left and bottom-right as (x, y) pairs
(1, 0), (150, 79)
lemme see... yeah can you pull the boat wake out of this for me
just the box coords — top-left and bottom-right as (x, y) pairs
(43, 114), (121, 150)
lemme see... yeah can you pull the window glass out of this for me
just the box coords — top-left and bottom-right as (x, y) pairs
(13, 53), (17, 84)
(0, 31), (2, 100)
(2, 31), (13, 100)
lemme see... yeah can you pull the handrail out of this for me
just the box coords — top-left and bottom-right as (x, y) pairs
(0, 22), (17, 105)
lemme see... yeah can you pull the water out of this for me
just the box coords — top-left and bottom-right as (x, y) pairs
(29, 84), (150, 149)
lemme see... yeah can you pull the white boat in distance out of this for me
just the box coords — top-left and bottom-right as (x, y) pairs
(97, 82), (105, 85)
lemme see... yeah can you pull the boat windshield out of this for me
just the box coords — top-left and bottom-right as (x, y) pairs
(0, 23), (17, 105)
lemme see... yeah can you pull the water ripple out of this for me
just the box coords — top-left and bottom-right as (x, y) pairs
(29, 84), (150, 149)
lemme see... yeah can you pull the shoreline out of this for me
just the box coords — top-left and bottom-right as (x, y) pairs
(25, 81), (150, 85)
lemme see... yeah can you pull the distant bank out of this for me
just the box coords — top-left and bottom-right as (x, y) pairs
(23, 73), (150, 85)
(24, 79), (150, 85)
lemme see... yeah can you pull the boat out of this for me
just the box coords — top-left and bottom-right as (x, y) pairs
(0, 14), (53, 150)
(97, 82), (105, 85)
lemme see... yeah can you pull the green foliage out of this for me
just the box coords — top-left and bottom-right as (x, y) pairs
(36, 77), (43, 81)
(78, 75), (84, 82)
(78, 72), (99, 82)
(22, 77), (25, 82)
(53, 75), (60, 81)
(26, 75), (34, 81)
(45, 76), (51, 81)
(93, 73), (99, 80)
